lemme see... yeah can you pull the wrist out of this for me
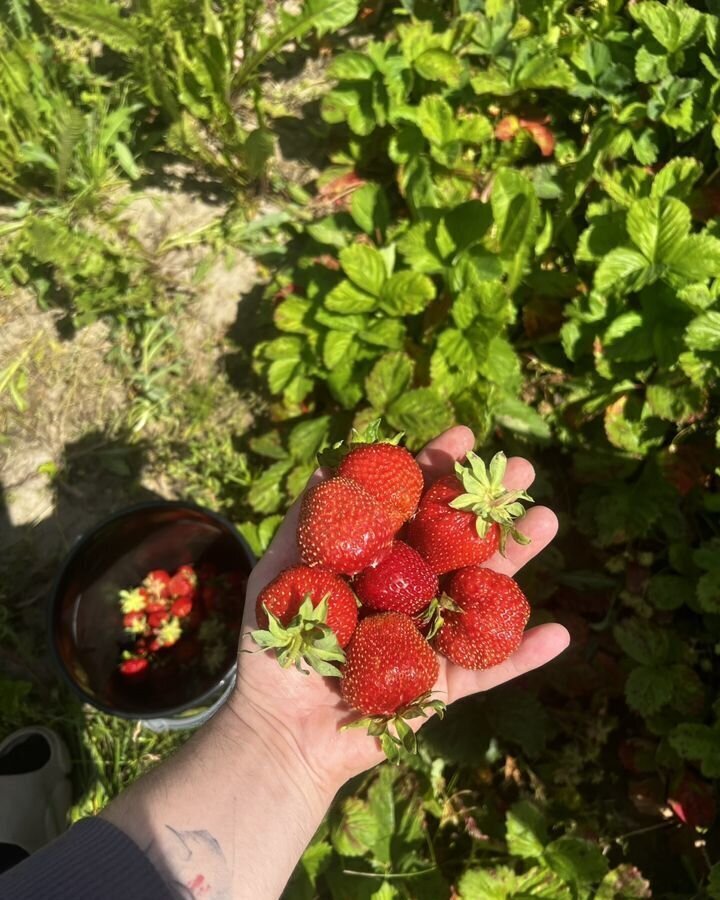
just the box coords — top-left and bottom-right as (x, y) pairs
(216, 694), (338, 815)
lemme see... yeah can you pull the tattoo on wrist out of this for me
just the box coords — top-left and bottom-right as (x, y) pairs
(148, 826), (230, 900)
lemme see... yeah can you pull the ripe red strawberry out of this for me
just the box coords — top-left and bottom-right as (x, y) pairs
(143, 570), (171, 597)
(176, 564), (198, 586)
(148, 609), (169, 629)
(123, 611), (147, 633)
(406, 451), (532, 575)
(433, 566), (530, 669)
(337, 443), (423, 530)
(354, 541), (438, 616)
(253, 566), (359, 674)
(145, 599), (167, 614)
(341, 613), (439, 716)
(298, 477), (395, 575)
(171, 597), (193, 618)
(168, 572), (195, 599)
(255, 566), (358, 647)
(119, 657), (149, 677)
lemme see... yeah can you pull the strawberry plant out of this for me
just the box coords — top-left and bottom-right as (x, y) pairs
(244, 0), (720, 893)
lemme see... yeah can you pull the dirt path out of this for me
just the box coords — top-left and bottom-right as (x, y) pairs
(0, 187), (258, 606)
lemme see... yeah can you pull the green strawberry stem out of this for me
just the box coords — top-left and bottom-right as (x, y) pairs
(317, 417), (403, 468)
(449, 450), (533, 553)
(417, 594), (463, 640)
(251, 595), (346, 677)
(341, 691), (446, 763)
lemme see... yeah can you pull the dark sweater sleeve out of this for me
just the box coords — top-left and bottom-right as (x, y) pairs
(0, 817), (174, 900)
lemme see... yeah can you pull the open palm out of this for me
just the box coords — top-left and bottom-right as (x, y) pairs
(232, 426), (569, 786)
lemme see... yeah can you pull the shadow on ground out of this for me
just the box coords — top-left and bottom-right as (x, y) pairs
(0, 430), (172, 812)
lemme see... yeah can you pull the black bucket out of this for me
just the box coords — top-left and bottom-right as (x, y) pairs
(49, 501), (255, 731)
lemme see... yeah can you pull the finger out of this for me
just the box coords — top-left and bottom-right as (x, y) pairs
(414, 426), (475, 483)
(485, 507), (559, 577)
(503, 457), (535, 492)
(446, 623), (570, 703)
(414, 425), (536, 495)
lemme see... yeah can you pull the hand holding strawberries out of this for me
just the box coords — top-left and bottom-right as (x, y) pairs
(99, 426), (570, 900)
(233, 426), (569, 788)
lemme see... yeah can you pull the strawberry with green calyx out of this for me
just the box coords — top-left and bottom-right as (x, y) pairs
(316, 418), (392, 468)
(354, 541), (438, 616)
(143, 570), (171, 598)
(156, 616), (183, 648)
(252, 596), (348, 676)
(255, 565), (358, 646)
(340, 613), (443, 761)
(298, 477), (395, 575)
(119, 587), (147, 614)
(253, 566), (358, 675)
(416, 593), (463, 640)
(119, 656), (149, 677)
(407, 451), (532, 575)
(343, 690), (445, 763)
(123, 611), (148, 635)
(433, 566), (530, 670)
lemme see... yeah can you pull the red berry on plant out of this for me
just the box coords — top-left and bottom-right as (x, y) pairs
(337, 442), (423, 530)
(298, 477), (396, 576)
(407, 452), (532, 575)
(354, 541), (438, 616)
(433, 566), (530, 670)
(668, 771), (716, 829)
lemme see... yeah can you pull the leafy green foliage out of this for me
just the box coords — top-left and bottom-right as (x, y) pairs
(292, 776), (633, 899)
(36, 0), (360, 181)
(250, 1), (720, 893)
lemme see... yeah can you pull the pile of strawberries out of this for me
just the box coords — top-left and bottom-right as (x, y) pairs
(252, 433), (533, 758)
(118, 563), (244, 679)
